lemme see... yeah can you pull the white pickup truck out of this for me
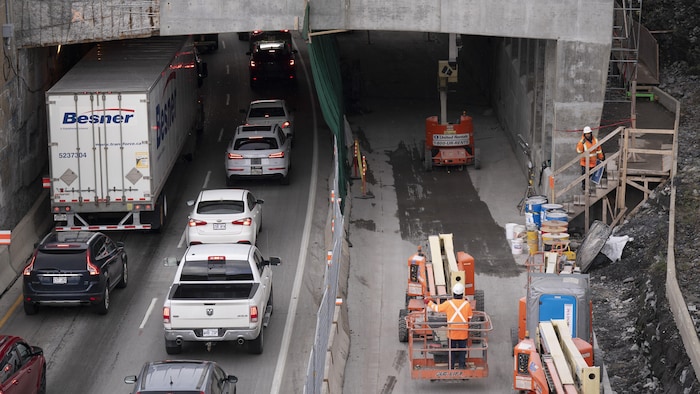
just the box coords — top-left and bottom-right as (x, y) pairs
(162, 243), (280, 354)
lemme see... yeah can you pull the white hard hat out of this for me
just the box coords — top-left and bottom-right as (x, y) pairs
(452, 282), (465, 296)
(583, 126), (592, 134)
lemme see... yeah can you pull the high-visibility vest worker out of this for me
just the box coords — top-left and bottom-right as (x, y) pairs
(576, 126), (604, 168)
(426, 283), (473, 340)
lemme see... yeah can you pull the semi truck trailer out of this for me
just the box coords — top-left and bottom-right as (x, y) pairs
(45, 36), (207, 231)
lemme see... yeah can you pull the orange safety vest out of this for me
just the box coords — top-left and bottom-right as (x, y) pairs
(428, 298), (473, 340)
(576, 136), (604, 168)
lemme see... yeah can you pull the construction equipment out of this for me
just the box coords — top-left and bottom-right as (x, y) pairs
(423, 34), (480, 171)
(512, 252), (601, 393)
(398, 233), (492, 381)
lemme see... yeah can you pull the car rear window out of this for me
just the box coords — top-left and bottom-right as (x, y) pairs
(33, 250), (88, 270)
(253, 50), (289, 62)
(196, 200), (244, 214)
(171, 283), (256, 300)
(180, 259), (254, 281)
(249, 107), (286, 118)
(234, 137), (279, 150)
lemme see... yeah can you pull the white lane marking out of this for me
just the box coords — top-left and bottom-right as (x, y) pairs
(218, 128), (224, 143)
(178, 227), (187, 248)
(139, 298), (158, 330)
(226, 64), (230, 75)
(270, 38), (319, 394)
(226, 93), (230, 106)
(202, 171), (211, 189)
(221, 39), (226, 50)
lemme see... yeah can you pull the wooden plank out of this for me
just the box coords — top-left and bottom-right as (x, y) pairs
(552, 320), (601, 394)
(539, 322), (575, 386)
(428, 235), (447, 296)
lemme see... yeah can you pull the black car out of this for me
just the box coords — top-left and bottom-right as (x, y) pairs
(125, 360), (237, 394)
(247, 40), (297, 88)
(22, 231), (128, 315)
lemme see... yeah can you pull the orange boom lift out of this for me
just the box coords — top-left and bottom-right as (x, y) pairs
(398, 234), (492, 381)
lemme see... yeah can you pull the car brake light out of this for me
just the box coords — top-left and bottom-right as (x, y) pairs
(87, 254), (100, 276)
(281, 121), (291, 129)
(163, 306), (171, 323)
(23, 254), (36, 276)
(188, 219), (207, 227)
(232, 218), (252, 226)
(269, 151), (285, 159)
(228, 152), (244, 159)
(250, 305), (258, 323)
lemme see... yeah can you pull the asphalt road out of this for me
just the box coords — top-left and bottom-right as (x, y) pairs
(0, 32), (325, 394)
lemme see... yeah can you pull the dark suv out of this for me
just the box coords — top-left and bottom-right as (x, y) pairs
(125, 360), (237, 394)
(0, 335), (46, 394)
(247, 40), (297, 88)
(22, 231), (128, 315)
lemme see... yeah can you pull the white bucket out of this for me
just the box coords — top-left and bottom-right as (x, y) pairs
(511, 239), (523, 254)
(505, 223), (517, 240)
(513, 225), (526, 239)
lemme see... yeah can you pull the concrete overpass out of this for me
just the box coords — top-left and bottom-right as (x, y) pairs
(0, 0), (613, 226)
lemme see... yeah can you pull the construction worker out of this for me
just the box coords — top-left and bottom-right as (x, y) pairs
(576, 126), (604, 191)
(425, 282), (473, 369)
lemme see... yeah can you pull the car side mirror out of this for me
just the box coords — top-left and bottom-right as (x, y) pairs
(163, 257), (179, 267)
(266, 256), (281, 266)
(117, 241), (125, 248)
(186, 200), (195, 207)
(257, 199), (264, 205)
(124, 375), (137, 384)
(292, 49), (298, 54)
(227, 375), (238, 384)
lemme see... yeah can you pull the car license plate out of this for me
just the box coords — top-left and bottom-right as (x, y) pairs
(252, 167), (263, 175)
(251, 158), (262, 165)
(54, 213), (67, 221)
(213, 223), (226, 230)
(203, 329), (218, 337)
(53, 276), (67, 284)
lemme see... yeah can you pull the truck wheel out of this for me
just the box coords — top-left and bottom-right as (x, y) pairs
(472, 290), (485, 339)
(267, 287), (273, 316)
(474, 148), (481, 169)
(475, 289), (485, 312)
(398, 309), (409, 343)
(23, 301), (37, 315)
(116, 260), (128, 289)
(280, 171), (290, 185)
(424, 147), (432, 171)
(165, 340), (182, 355)
(511, 327), (519, 356)
(249, 329), (264, 354)
(94, 285), (110, 315)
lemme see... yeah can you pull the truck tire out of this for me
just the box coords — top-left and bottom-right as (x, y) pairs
(165, 340), (182, 355)
(475, 289), (485, 312)
(249, 328), (264, 354)
(472, 290), (485, 339)
(511, 327), (519, 356)
(474, 148), (481, 169)
(424, 146), (433, 171)
(398, 309), (409, 343)
(94, 285), (110, 315)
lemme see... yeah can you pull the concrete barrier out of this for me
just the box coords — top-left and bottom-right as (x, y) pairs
(0, 191), (52, 295)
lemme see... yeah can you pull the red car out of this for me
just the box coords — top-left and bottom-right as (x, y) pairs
(0, 335), (46, 394)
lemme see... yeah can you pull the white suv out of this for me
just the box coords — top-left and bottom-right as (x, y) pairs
(244, 99), (294, 141)
(225, 124), (291, 185)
